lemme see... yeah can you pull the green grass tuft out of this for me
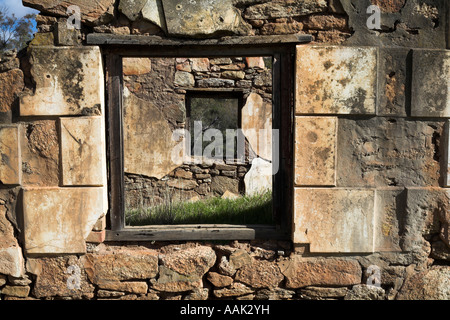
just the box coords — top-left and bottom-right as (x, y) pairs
(125, 190), (273, 226)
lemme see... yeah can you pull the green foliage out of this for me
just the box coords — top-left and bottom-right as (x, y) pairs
(126, 190), (273, 226)
(0, 6), (35, 52)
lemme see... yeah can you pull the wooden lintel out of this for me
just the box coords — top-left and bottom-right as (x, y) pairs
(86, 33), (312, 47)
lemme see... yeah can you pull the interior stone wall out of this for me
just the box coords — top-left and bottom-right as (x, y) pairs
(121, 56), (273, 212)
(0, 0), (448, 300)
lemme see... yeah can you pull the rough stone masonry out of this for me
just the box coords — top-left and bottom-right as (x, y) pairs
(0, 0), (449, 300)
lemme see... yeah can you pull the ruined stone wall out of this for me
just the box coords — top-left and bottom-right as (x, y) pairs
(0, 0), (449, 301)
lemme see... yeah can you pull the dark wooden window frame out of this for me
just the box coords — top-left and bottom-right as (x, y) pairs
(88, 34), (312, 241)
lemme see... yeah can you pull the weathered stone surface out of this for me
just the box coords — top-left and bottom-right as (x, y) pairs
(296, 46), (377, 115)
(241, 92), (272, 161)
(246, 57), (265, 69)
(254, 288), (295, 300)
(162, 0), (252, 38)
(0, 246), (24, 278)
(174, 71), (195, 87)
(294, 188), (375, 252)
(279, 257), (362, 289)
(244, 0), (327, 19)
(27, 256), (94, 299)
(404, 188), (449, 252)
(123, 57), (152, 76)
(152, 266), (202, 292)
(377, 48), (409, 116)
(235, 259), (284, 289)
(342, 1), (447, 48)
(0, 204), (24, 278)
(142, 0), (166, 31)
(411, 49), (450, 117)
(20, 121), (60, 186)
(119, 0), (148, 21)
(397, 266), (450, 300)
(197, 78), (235, 88)
(55, 21), (82, 46)
(166, 178), (198, 190)
(244, 158), (272, 196)
(97, 281), (148, 294)
(206, 272), (233, 288)
(374, 188), (405, 252)
(0, 69), (24, 121)
(344, 284), (386, 300)
(20, 46), (104, 116)
(1, 285), (30, 298)
(190, 58), (210, 72)
(23, 187), (106, 255)
(123, 87), (179, 179)
(445, 120), (450, 187)
(211, 175), (240, 196)
(229, 249), (252, 270)
(213, 282), (254, 298)
(184, 287), (209, 300)
(294, 117), (336, 186)
(336, 117), (444, 188)
(159, 245), (216, 277)
(84, 245), (158, 283)
(0, 126), (21, 185)
(299, 286), (348, 299)
(23, 0), (115, 24)
(60, 117), (106, 186)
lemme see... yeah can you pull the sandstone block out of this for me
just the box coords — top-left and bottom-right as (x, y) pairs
(1, 285), (30, 298)
(162, 0), (251, 37)
(206, 272), (233, 288)
(397, 266), (450, 300)
(20, 121), (60, 186)
(0, 69), (24, 121)
(0, 126), (21, 185)
(0, 247), (24, 278)
(23, 187), (107, 255)
(293, 188), (375, 253)
(27, 256), (94, 299)
(23, 0), (115, 24)
(296, 46), (377, 115)
(60, 117), (106, 186)
(235, 259), (284, 289)
(123, 57), (152, 76)
(294, 116), (336, 186)
(213, 282), (254, 298)
(279, 257), (362, 289)
(411, 49), (450, 117)
(84, 245), (158, 283)
(374, 188), (405, 252)
(123, 87), (179, 179)
(20, 46), (104, 116)
(244, 0), (327, 19)
(377, 48), (410, 117)
(142, 0), (166, 31)
(118, 0), (148, 21)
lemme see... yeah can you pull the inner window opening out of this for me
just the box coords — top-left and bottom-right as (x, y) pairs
(121, 56), (275, 226)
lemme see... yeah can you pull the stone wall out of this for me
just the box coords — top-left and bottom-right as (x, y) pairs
(0, 0), (449, 300)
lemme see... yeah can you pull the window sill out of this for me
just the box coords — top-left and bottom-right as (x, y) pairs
(105, 224), (289, 241)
